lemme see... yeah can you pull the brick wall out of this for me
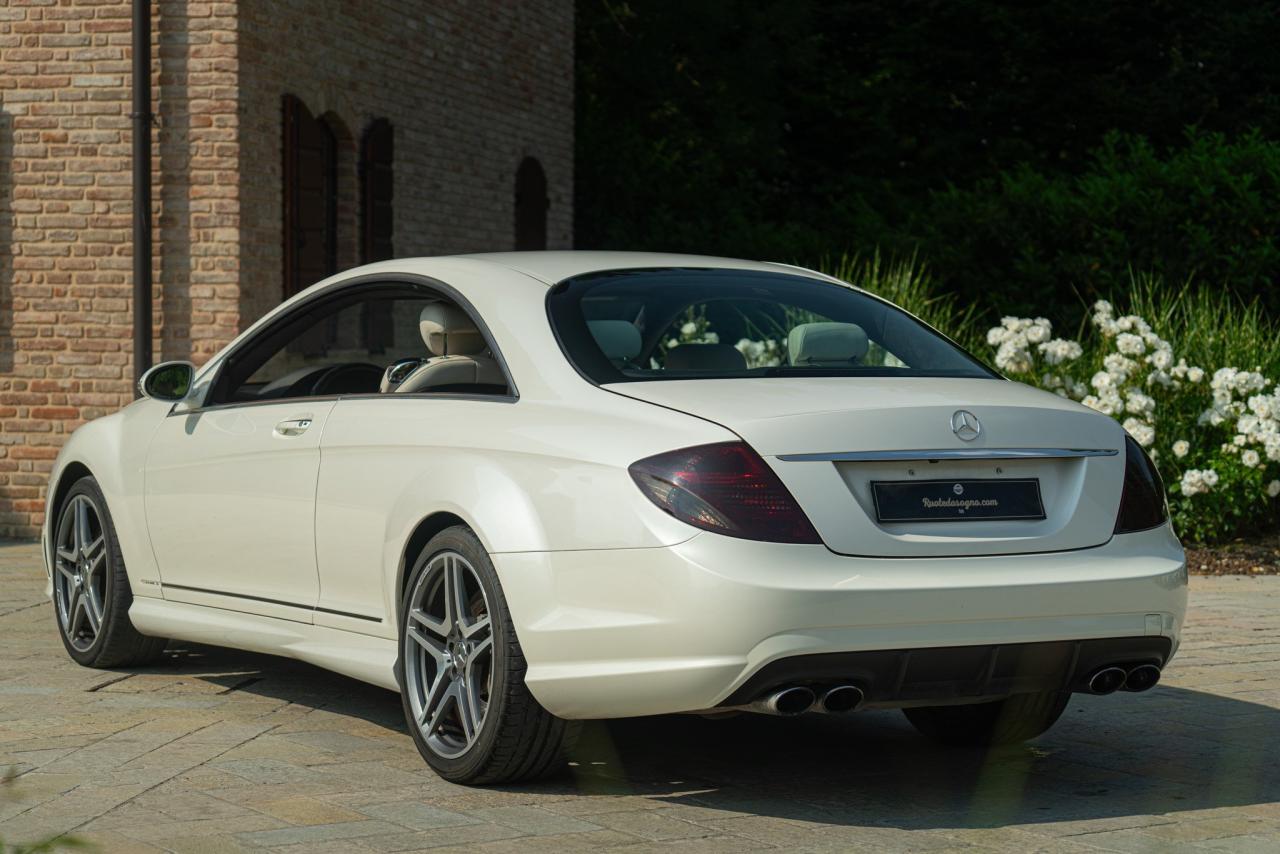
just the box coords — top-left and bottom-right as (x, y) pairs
(0, 0), (572, 539)
(236, 0), (575, 324)
(0, 0), (240, 539)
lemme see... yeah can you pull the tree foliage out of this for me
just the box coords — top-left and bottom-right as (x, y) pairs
(576, 0), (1280, 316)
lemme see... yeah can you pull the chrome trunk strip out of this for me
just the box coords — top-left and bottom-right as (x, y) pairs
(777, 448), (1119, 462)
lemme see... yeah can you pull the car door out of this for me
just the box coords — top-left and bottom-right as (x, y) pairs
(143, 285), (424, 622)
(145, 400), (335, 621)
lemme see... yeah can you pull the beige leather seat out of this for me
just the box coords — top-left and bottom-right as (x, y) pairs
(393, 304), (505, 393)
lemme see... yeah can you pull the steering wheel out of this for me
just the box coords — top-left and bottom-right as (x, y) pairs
(311, 363), (385, 396)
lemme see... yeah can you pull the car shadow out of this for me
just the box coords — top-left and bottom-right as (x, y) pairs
(143, 644), (1277, 830)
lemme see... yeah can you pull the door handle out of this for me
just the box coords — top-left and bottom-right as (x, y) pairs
(274, 417), (313, 437)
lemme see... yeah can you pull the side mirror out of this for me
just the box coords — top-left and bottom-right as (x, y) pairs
(138, 361), (195, 402)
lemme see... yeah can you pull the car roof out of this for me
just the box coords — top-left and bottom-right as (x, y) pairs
(449, 251), (823, 285)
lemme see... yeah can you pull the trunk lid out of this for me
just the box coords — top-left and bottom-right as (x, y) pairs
(605, 377), (1127, 557)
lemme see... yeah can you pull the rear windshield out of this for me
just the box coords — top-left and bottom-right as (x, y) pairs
(547, 268), (996, 384)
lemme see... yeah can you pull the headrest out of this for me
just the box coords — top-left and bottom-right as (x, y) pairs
(587, 320), (641, 364)
(665, 343), (747, 372)
(420, 303), (485, 356)
(787, 322), (869, 367)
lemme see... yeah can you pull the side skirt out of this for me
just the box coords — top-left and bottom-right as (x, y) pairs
(129, 596), (400, 692)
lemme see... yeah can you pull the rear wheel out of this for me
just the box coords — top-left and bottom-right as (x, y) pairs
(903, 691), (1070, 746)
(52, 476), (167, 668)
(396, 526), (577, 784)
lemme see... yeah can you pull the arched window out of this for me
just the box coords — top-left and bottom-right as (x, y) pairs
(282, 94), (337, 300)
(360, 118), (394, 263)
(360, 119), (395, 349)
(514, 156), (548, 251)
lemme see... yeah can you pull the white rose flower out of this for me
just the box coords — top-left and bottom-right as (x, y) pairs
(1122, 418), (1155, 447)
(1267, 480), (1280, 498)
(1091, 371), (1114, 391)
(986, 327), (1007, 346)
(681, 322), (697, 336)
(1148, 348), (1173, 370)
(1203, 470), (1220, 487)
(1187, 367), (1204, 383)
(1125, 392), (1155, 416)
(1116, 333), (1145, 356)
(1242, 449), (1261, 468)
(1172, 440), (1189, 458)
(1038, 339), (1082, 365)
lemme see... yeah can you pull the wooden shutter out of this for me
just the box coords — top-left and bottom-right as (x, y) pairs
(282, 94), (338, 301)
(515, 157), (548, 251)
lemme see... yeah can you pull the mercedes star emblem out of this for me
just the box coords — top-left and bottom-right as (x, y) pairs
(951, 409), (981, 441)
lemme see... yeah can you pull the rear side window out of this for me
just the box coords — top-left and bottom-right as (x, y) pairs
(547, 268), (996, 384)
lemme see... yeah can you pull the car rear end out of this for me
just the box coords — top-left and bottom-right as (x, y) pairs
(510, 265), (1186, 721)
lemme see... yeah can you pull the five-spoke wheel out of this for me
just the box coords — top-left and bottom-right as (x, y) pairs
(54, 494), (109, 652)
(51, 476), (167, 668)
(397, 526), (577, 784)
(403, 550), (495, 758)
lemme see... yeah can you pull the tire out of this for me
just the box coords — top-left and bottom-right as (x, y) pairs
(51, 476), (167, 668)
(396, 526), (578, 784)
(903, 691), (1070, 747)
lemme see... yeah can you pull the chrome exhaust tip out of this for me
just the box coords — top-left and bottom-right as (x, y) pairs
(1122, 664), (1161, 692)
(818, 685), (864, 714)
(1087, 666), (1128, 695)
(750, 686), (816, 716)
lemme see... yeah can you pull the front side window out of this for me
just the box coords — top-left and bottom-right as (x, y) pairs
(548, 268), (996, 384)
(207, 286), (511, 405)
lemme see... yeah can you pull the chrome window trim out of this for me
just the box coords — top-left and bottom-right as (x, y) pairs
(777, 448), (1120, 462)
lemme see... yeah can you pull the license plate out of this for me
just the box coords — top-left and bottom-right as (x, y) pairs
(871, 478), (1045, 522)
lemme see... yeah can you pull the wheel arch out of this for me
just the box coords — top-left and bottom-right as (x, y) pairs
(396, 510), (470, 601)
(49, 460), (93, 529)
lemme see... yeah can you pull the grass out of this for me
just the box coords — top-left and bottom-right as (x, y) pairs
(819, 252), (985, 351)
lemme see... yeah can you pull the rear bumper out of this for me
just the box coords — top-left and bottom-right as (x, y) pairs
(717, 635), (1173, 709)
(493, 523), (1187, 719)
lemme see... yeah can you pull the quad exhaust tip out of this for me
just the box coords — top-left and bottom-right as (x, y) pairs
(752, 686), (816, 716)
(1087, 664), (1162, 695)
(1123, 664), (1161, 693)
(819, 685), (864, 714)
(1087, 666), (1128, 695)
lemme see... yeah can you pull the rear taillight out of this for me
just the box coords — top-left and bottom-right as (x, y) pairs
(1114, 435), (1168, 534)
(628, 442), (821, 544)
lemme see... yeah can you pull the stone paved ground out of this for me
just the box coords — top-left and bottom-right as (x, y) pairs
(1, 541), (1278, 853)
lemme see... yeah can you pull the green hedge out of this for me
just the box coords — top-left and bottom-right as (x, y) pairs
(908, 131), (1280, 321)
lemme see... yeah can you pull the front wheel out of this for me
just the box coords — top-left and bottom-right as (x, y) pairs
(52, 476), (167, 668)
(396, 526), (577, 784)
(903, 691), (1070, 747)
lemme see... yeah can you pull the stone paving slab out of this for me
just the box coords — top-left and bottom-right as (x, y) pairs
(1, 540), (1278, 852)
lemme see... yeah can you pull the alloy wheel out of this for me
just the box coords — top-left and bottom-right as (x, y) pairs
(54, 495), (108, 652)
(403, 551), (495, 759)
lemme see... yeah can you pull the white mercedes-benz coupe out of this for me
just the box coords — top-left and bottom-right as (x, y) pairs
(43, 252), (1186, 783)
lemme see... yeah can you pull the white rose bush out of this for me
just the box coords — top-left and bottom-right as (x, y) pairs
(983, 297), (1280, 543)
(818, 255), (1279, 544)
